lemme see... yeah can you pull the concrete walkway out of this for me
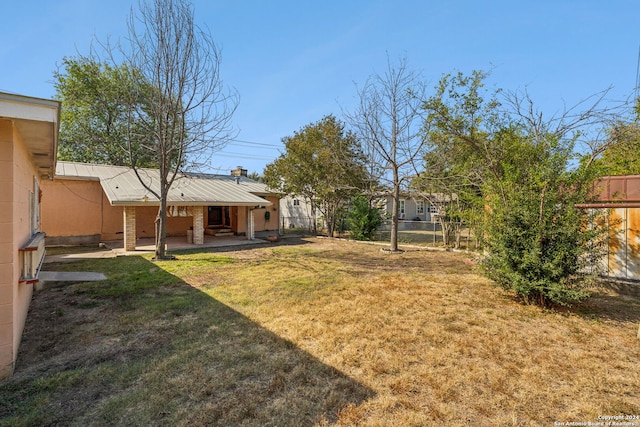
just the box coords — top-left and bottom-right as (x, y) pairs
(43, 235), (269, 264)
(105, 235), (268, 255)
(39, 235), (273, 287)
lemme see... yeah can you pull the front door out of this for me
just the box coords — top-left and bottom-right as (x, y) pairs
(208, 206), (231, 227)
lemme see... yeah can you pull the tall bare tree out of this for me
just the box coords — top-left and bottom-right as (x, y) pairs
(108, 0), (238, 259)
(346, 56), (428, 252)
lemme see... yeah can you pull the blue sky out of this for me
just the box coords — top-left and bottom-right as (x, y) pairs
(2, 0), (639, 174)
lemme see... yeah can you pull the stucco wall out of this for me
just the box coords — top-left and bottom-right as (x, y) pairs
(41, 179), (103, 239)
(254, 196), (279, 232)
(42, 179), (199, 243)
(0, 119), (40, 377)
(0, 119), (14, 377)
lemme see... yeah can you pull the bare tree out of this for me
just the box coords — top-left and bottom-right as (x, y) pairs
(346, 56), (428, 252)
(110, 0), (238, 259)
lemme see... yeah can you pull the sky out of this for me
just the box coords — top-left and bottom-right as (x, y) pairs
(2, 0), (640, 175)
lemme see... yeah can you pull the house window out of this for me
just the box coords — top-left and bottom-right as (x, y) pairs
(31, 177), (40, 235)
(399, 199), (405, 219)
(429, 204), (438, 214)
(416, 200), (425, 215)
(293, 199), (300, 206)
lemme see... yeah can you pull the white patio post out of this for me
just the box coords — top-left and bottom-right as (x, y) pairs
(247, 207), (254, 240)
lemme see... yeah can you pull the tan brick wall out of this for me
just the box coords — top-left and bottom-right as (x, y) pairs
(193, 206), (204, 244)
(123, 206), (137, 251)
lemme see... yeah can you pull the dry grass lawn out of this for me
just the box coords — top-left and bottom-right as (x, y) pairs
(1, 237), (639, 426)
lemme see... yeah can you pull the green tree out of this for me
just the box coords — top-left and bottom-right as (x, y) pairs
(422, 71), (609, 306)
(481, 130), (604, 306)
(592, 98), (640, 175)
(264, 115), (368, 237)
(53, 57), (155, 166)
(347, 194), (383, 240)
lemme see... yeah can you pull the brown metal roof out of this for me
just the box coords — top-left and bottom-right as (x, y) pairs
(55, 161), (273, 207)
(594, 175), (640, 202)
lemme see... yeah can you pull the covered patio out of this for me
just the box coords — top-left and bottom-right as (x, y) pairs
(42, 162), (280, 250)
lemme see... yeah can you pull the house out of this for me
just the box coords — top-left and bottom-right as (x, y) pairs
(279, 195), (317, 231)
(578, 175), (640, 280)
(41, 163), (279, 250)
(0, 92), (60, 378)
(379, 193), (459, 222)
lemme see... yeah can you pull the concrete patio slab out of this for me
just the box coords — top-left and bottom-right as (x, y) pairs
(39, 271), (107, 282)
(36, 271), (107, 290)
(104, 235), (269, 255)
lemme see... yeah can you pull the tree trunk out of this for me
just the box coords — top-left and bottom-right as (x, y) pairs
(390, 184), (400, 252)
(155, 187), (168, 259)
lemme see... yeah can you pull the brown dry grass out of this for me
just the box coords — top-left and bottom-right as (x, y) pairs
(1, 237), (639, 426)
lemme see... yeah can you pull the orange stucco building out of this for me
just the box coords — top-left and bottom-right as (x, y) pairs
(41, 162), (279, 249)
(0, 92), (60, 378)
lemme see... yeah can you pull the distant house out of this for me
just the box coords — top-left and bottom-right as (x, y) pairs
(279, 196), (317, 231)
(0, 92), (60, 378)
(379, 193), (458, 222)
(41, 162), (280, 250)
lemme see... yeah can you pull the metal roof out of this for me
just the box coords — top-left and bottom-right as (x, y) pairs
(55, 161), (273, 207)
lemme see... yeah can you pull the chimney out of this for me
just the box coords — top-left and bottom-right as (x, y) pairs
(231, 166), (248, 177)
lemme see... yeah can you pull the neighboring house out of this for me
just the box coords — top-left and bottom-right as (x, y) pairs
(279, 196), (317, 231)
(379, 193), (459, 222)
(0, 92), (60, 378)
(41, 163), (279, 250)
(578, 175), (640, 280)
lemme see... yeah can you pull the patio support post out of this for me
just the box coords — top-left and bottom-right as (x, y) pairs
(123, 206), (137, 251)
(193, 206), (204, 245)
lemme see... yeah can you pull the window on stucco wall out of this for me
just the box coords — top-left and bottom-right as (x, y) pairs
(30, 177), (40, 235)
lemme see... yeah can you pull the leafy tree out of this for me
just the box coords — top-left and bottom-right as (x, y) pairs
(264, 115), (368, 237)
(247, 171), (265, 183)
(591, 98), (640, 175)
(347, 194), (383, 240)
(481, 130), (604, 306)
(346, 56), (428, 252)
(422, 71), (609, 306)
(99, 0), (238, 259)
(417, 71), (502, 248)
(54, 57), (156, 166)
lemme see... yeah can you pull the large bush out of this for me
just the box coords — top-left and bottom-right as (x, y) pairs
(348, 195), (383, 241)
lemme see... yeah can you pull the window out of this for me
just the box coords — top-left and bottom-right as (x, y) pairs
(416, 200), (425, 215)
(31, 177), (40, 235)
(293, 199), (300, 206)
(399, 199), (405, 218)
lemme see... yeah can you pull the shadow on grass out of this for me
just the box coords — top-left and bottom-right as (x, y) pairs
(573, 279), (640, 324)
(0, 255), (374, 427)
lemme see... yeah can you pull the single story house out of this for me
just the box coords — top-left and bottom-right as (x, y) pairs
(41, 162), (279, 250)
(379, 193), (457, 222)
(0, 92), (60, 378)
